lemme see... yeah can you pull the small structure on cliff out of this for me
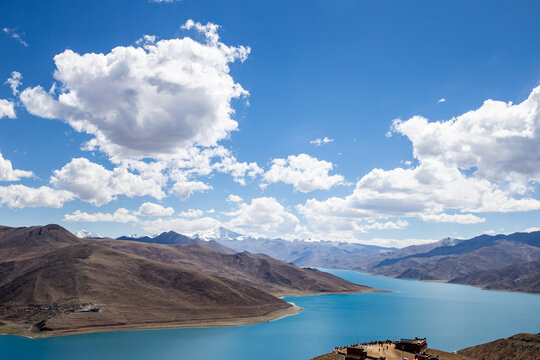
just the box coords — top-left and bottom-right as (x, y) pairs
(395, 338), (427, 354)
(333, 341), (392, 360)
(332, 338), (435, 360)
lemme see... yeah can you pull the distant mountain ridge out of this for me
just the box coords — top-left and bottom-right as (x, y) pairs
(449, 259), (540, 293)
(374, 232), (539, 268)
(360, 231), (540, 293)
(197, 227), (394, 269)
(117, 230), (235, 253)
(196, 227), (540, 294)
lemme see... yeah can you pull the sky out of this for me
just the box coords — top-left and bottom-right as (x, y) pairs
(1, 0), (540, 247)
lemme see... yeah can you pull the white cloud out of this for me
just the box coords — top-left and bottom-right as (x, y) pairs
(297, 160), (540, 240)
(2, 28), (28, 47)
(225, 197), (302, 238)
(170, 171), (212, 201)
(182, 19), (220, 46)
(50, 158), (165, 206)
(177, 209), (204, 218)
(437, 98), (446, 103)
(75, 229), (102, 238)
(64, 208), (138, 223)
(0, 185), (73, 208)
(359, 220), (409, 232)
(295, 87), (540, 240)
(150, 0), (180, 3)
(301, 160), (540, 218)
(525, 227), (540, 233)
(212, 152), (263, 185)
(135, 35), (156, 47)
(226, 194), (243, 203)
(137, 202), (174, 216)
(310, 136), (334, 146)
(6, 71), (22, 95)
(20, 20), (250, 161)
(0, 99), (16, 119)
(392, 85), (540, 185)
(263, 154), (346, 192)
(484, 229), (497, 235)
(0, 152), (32, 181)
(169, 146), (262, 184)
(420, 213), (485, 224)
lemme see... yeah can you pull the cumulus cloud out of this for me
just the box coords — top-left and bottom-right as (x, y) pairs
(64, 208), (138, 223)
(2, 28), (28, 47)
(0, 152), (32, 181)
(137, 202), (174, 216)
(6, 71), (22, 95)
(298, 160), (540, 232)
(437, 98), (446, 103)
(20, 20), (250, 161)
(225, 197), (302, 237)
(310, 136), (334, 146)
(0, 99), (16, 119)
(50, 158), (165, 206)
(392, 85), (540, 186)
(226, 194), (243, 203)
(262, 154), (346, 192)
(296, 86), (540, 240)
(0, 185), (73, 208)
(16, 21), (262, 199)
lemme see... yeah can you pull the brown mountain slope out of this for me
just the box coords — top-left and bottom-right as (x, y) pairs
(0, 224), (83, 260)
(363, 232), (540, 293)
(372, 242), (540, 280)
(117, 231), (235, 254)
(457, 333), (540, 360)
(89, 237), (374, 296)
(0, 224), (375, 337)
(0, 242), (293, 337)
(449, 259), (540, 294)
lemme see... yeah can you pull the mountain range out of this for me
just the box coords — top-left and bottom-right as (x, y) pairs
(194, 228), (540, 294)
(0, 224), (374, 338)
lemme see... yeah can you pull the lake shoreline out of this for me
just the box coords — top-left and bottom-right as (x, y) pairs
(0, 286), (381, 339)
(0, 303), (304, 339)
(326, 268), (540, 296)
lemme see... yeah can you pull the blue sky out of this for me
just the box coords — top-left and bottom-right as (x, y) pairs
(1, 0), (540, 246)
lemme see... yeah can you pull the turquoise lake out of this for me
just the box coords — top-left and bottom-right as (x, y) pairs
(1, 270), (539, 359)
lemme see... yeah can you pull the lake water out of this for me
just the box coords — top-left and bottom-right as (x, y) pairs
(1, 270), (539, 360)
